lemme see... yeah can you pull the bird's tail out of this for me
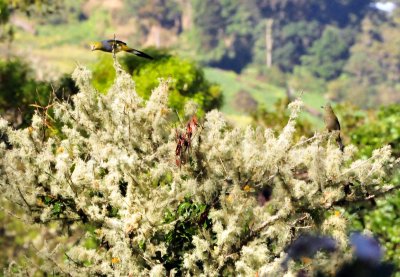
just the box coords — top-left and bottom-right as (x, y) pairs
(336, 134), (345, 152)
(124, 47), (153, 60)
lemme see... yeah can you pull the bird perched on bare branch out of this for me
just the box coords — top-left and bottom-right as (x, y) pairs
(90, 39), (153, 60)
(323, 103), (344, 152)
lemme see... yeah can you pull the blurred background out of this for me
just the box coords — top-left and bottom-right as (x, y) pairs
(1, 0), (400, 274)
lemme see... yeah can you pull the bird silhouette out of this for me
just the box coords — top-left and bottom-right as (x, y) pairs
(90, 39), (153, 60)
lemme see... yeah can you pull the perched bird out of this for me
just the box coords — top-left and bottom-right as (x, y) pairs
(90, 39), (153, 59)
(323, 103), (344, 151)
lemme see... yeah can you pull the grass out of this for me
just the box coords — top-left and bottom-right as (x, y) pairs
(204, 67), (284, 115)
(204, 67), (325, 127)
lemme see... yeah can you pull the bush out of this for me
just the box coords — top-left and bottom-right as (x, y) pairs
(288, 66), (326, 95)
(0, 59), (398, 276)
(91, 49), (223, 116)
(251, 98), (314, 140)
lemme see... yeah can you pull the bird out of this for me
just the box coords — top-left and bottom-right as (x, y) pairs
(90, 39), (153, 60)
(323, 103), (344, 151)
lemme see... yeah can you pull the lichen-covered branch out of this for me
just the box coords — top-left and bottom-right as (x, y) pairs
(0, 59), (398, 276)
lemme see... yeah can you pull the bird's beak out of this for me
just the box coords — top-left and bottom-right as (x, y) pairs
(90, 45), (95, 51)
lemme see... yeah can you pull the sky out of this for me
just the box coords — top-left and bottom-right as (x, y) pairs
(373, 1), (396, 12)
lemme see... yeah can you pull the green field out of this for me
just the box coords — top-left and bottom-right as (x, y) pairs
(204, 67), (325, 126)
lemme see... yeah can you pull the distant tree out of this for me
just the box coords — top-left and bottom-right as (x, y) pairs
(6, 0), (64, 14)
(0, 0), (12, 42)
(253, 0), (374, 72)
(123, 0), (181, 43)
(267, 20), (321, 72)
(332, 9), (400, 106)
(190, 0), (225, 58)
(1, 0), (69, 41)
(37, 1), (86, 25)
(0, 0), (9, 24)
(125, 0), (181, 28)
(189, 0), (259, 72)
(255, 0), (372, 26)
(301, 27), (351, 80)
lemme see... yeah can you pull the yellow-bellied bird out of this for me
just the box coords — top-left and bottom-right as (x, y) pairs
(323, 103), (344, 152)
(90, 39), (153, 59)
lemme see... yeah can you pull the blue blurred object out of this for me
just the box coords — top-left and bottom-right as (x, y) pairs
(350, 233), (382, 264)
(335, 233), (393, 277)
(281, 234), (337, 269)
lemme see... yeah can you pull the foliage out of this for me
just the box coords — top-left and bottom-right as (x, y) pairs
(188, 0), (259, 72)
(251, 98), (314, 140)
(0, 0), (12, 42)
(162, 197), (211, 272)
(92, 49), (223, 116)
(0, 58), (80, 128)
(268, 20), (321, 72)
(123, 0), (181, 28)
(334, 103), (400, 269)
(36, 0), (86, 25)
(6, 0), (64, 14)
(0, 58), (51, 127)
(348, 105), (400, 159)
(364, 191), (400, 268)
(301, 27), (351, 80)
(0, 0), (10, 24)
(333, 12), (400, 107)
(252, 101), (400, 270)
(0, 59), (398, 276)
(288, 66), (326, 95)
(214, 0), (374, 72)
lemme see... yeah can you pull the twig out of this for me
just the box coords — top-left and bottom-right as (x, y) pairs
(64, 252), (84, 267)
(16, 185), (32, 212)
(329, 185), (399, 209)
(175, 110), (183, 126)
(216, 213), (283, 274)
(30, 243), (72, 276)
(112, 33), (116, 59)
(218, 157), (228, 176)
(0, 206), (31, 224)
(292, 132), (324, 148)
(252, 213), (282, 234)
(340, 159), (371, 177)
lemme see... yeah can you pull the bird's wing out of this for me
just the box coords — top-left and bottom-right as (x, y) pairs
(335, 117), (341, 130)
(106, 39), (127, 45)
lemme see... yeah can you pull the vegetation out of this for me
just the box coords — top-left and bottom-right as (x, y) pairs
(0, 58), (51, 127)
(337, 104), (400, 267)
(1, 0), (400, 275)
(0, 59), (398, 275)
(91, 49), (223, 116)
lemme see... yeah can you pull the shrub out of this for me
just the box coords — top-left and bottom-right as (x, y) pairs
(0, 57), (398, 276)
